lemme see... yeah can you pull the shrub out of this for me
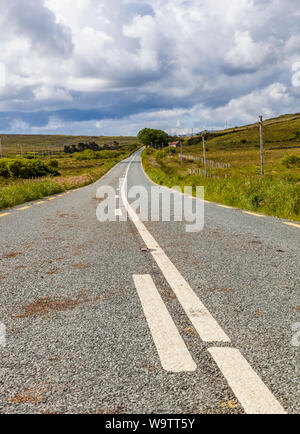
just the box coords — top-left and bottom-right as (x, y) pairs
(281, 154), (300, 168)
(7, 159), (60, 179)
(74, 150), (98, 160)
(49, 159), (59, 168)
(0, 161), (10, 178)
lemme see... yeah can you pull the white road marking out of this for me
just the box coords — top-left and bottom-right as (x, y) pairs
(208, 347), (286, 414)
(121, 155), (230, 343)
(0, 323), (6, 347)
(133, 275), (197, 373)
(115, 209), (122, 216)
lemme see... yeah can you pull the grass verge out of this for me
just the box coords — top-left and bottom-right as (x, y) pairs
(0, 149), (138, 211)
(142, 149), (300, 222)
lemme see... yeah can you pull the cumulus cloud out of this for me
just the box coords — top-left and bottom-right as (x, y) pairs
(0, 0), (300, 135)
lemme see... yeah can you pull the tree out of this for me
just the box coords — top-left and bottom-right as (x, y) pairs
(137, 128), (169, 148)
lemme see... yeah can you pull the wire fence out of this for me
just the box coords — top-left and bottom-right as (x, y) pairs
(181, 154), (232, 169)
(187, 168), (229, 179)
(2, 176), (54, 187)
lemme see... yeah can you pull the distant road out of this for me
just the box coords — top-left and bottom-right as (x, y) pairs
(0, 149), (299, 414)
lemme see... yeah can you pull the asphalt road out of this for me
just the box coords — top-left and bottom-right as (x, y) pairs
(0, 149), (299, 414)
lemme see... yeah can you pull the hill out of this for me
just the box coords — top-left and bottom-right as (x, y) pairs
(142, 112), (300, 221)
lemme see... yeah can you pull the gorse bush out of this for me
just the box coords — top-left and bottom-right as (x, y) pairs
(74, 150), (98, 160)
(281, 154), (300, 168)
(49, 159), (59, 168)
(0, 158), (60, 179)
(0, 160), (10, 178)
(74, 149), (125, 161)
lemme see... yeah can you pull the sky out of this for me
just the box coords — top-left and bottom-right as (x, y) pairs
(0, 0), (300, 136)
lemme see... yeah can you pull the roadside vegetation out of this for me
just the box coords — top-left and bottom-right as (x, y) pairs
(0, 136), (139, 211)
(141, 114), (300, 222)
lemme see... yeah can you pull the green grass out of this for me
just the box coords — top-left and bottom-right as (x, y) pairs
(142, 112), (300, 222)
(0, 180), (63, 210)
(0, 138), (139, 211)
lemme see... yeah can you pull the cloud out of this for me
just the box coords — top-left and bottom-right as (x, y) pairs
(224, 31), (275, 74)
(0, 0), (300, 135)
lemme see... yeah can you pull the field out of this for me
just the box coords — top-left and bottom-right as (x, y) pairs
(0, 135), (136, 157)
(142, 113), (300, 221)
(0, 134), (139, 211)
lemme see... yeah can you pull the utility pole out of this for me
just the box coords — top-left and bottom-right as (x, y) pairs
(0, 137), (2, 158)
(259, 115), (265, 177)
(180, 140), (183, 165)
(202, 135), (207, 177)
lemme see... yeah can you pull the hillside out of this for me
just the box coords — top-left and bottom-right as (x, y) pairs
(0, 135), (137, 157)
(142, 112), (300, 221)
(180, 113), (300, 180)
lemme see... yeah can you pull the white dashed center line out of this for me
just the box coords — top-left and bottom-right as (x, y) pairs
(121, 156), (230, 343)
(209, 348), (286, 414)
(133, 275), (197, 373)
(122, 153), (286, 414)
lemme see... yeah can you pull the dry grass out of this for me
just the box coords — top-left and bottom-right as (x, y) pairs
(3, 251), (24, 259)
(72, 263), (89, 269)
(10, 388), (46, 405)
(11, 297), (84, 319)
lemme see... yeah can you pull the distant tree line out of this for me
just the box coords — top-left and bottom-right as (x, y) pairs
(64, 141), (120, 154)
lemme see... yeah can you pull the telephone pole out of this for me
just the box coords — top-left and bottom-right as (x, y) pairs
(259, 115), (265, 177)
(180, 140), (183, 165)
(0, 137), (2, 158)
(202, 135), (207, 177)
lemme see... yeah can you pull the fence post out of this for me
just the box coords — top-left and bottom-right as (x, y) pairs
(180, 141), (183, 165)
(202, 136), (207, 177)
(259, 115), (265, 177)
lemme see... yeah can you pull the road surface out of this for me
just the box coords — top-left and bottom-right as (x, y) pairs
(0, 149), (299, 414)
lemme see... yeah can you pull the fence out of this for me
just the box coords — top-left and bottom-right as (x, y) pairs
(187, 168), (229, 179)
(2, 176), (53, 188)
(181, 154), (232, 169)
